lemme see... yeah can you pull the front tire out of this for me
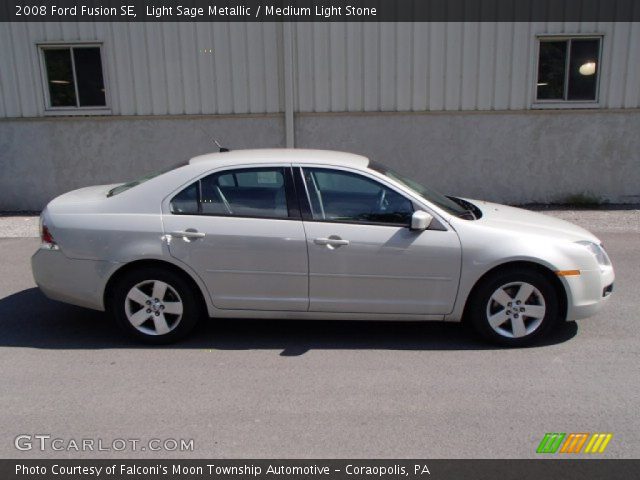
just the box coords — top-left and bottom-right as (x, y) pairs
(108, 267), (201, 344)
(466, 268), (560, 347)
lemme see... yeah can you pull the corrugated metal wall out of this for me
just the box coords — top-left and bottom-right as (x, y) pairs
(0, 22), (283, 117)
(1, 21), (639, 118)
(294, 21), (640, 111)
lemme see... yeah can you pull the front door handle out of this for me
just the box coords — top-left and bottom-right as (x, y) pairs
(170, 229), (206, 242)
(314, 236), (350, 248)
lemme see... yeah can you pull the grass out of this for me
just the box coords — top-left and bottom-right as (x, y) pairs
(558, 192), (609, 207)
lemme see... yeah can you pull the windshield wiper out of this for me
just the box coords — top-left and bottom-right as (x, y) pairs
(459, 209), (476, 220)
(446, 196), (478, 220)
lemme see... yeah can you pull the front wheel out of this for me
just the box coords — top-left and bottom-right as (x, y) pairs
(466, 269), (560, 347)
(108, 267), (202, 344)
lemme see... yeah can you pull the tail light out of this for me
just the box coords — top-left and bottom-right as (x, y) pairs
(39, 216), (58, 250)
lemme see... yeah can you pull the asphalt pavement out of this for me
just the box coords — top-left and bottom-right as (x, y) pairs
(0, 231), (638, 459)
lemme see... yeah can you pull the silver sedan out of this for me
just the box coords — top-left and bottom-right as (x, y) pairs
(32, 149), (614, 346)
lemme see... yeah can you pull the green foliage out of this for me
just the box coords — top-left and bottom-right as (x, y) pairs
(559, 192), (608, 207)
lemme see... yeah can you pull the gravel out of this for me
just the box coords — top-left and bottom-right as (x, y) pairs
(526, 207), (640, 234)
(0, 216), (39, 238)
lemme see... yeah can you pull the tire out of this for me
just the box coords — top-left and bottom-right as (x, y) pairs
(108, 267), (202, 344)
(466, 267), (560, 347)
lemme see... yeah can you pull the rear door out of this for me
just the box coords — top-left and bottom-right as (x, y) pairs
(162, 165), (309, 311)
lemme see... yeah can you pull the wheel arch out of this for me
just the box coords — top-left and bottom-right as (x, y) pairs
(103, 259), (211, 316)
(461, 260), (568, 323)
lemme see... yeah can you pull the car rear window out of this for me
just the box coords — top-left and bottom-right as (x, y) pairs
(107, 162), (186, 197)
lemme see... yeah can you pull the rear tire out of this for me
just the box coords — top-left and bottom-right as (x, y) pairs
(466, 268), (560, 347)
(108, 267), (201, 344)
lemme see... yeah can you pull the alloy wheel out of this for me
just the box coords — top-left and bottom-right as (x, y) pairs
(485, 281), (546, 338)
(124, 280), (184, 336)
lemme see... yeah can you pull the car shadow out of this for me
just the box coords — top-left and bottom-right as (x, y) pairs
(0, 288), (578, 354)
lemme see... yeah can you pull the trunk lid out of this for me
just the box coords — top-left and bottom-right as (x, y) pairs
(46, 184), (121, 212)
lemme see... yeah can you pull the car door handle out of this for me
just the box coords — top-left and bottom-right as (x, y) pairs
(170, 230), (206, 240)
(314, 237), (349, 247)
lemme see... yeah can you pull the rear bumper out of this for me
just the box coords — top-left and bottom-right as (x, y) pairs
(564, 265), (615, 321)
(31, 247), (109, 311)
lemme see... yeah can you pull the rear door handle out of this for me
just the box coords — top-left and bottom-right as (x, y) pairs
(314, 237), (350, 247)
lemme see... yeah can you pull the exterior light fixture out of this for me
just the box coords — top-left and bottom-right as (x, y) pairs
(579, 62), (596, 76)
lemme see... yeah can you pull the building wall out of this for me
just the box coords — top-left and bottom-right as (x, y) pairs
(0, 22), (283, 117)
(1, 20), (639, 210)
(2, 110), (638, 210)
(0, 114), (284, 210)
(296, 110), (640, 204)
(1, 21), (639, 118)
(294, 22), (640, 112)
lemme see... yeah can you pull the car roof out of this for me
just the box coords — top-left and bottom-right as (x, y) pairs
(188, 149), (370, 168)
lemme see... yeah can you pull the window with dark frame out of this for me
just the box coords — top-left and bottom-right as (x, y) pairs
(170, 167), (291, 219)
(302, 168), (414, 226)
(41, 45), (106, 109)
(536, 37), (601, 103)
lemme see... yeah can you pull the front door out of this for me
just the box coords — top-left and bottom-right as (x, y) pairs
(298, 166), (461, 315)
(163, 165), (308, 311)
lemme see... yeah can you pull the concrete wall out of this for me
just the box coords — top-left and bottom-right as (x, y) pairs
(1, 109), (639, 210)
(296, 110), (640, 205)
(0, 115), (284, 210)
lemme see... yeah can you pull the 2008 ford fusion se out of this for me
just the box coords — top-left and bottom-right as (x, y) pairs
(32, 149), (614, 346)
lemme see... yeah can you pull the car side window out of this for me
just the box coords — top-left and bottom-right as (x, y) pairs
(170, 167), (290, 219)
(170, 182), (199, 214)
(301, 168), (413, 225)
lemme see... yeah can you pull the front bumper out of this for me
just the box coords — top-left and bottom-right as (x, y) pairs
(563, 265), (615, 321)
(31, 247), (110, 311)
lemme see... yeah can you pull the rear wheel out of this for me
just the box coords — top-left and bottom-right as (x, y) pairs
(466, 268), (560, 347)
(108, 267), (201, 344)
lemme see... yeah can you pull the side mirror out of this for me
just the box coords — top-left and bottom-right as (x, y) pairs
(410, 210), (433, 231)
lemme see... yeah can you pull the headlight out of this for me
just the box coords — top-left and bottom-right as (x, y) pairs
(576, 241), (611, 266)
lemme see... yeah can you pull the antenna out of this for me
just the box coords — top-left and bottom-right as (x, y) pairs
(213, 139), (230, 153)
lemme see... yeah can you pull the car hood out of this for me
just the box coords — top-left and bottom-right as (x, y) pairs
(464, 199), (600, 243)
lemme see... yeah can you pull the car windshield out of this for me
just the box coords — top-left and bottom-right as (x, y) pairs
(107, 162), (186, 197)
(369, 161), (473, 218)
